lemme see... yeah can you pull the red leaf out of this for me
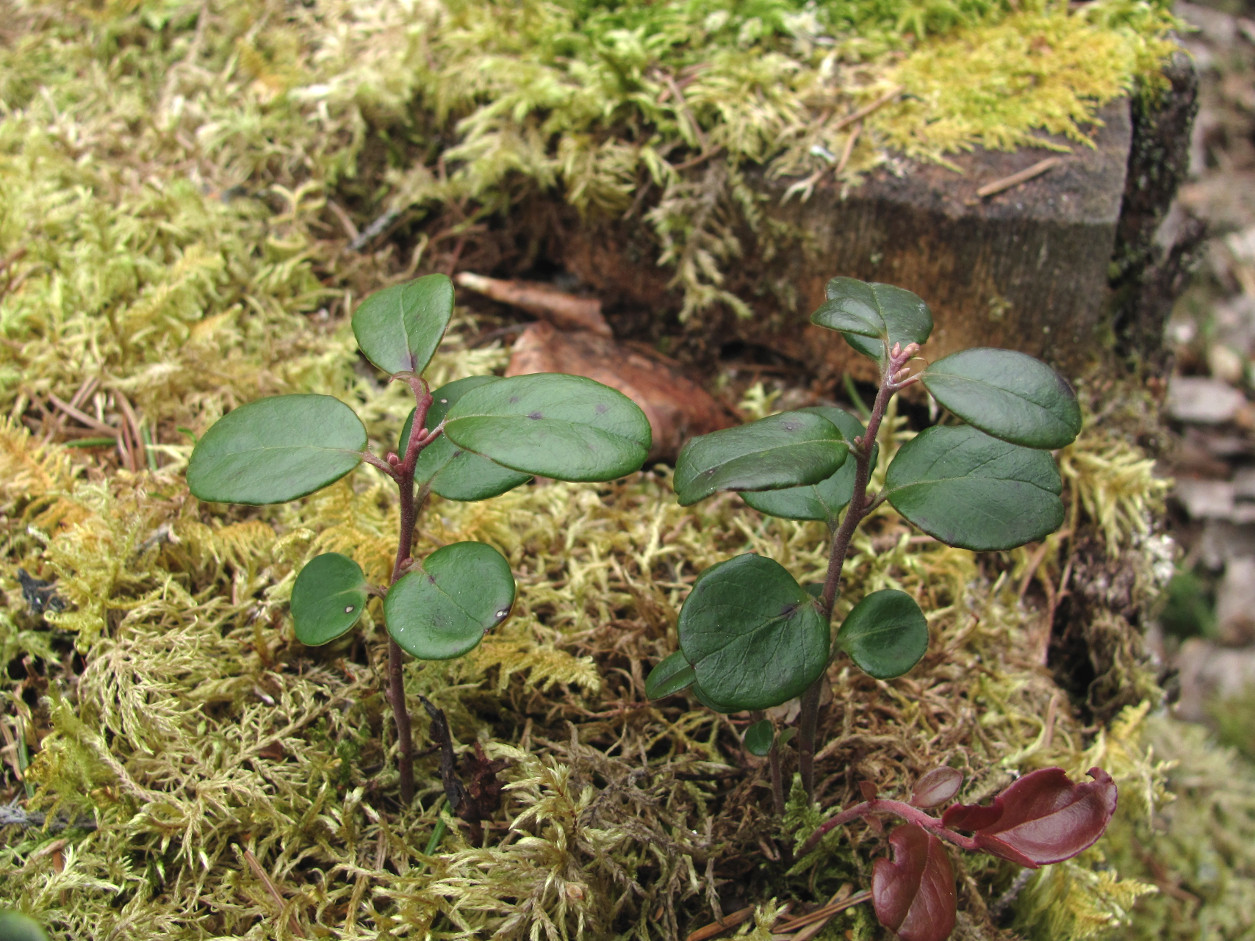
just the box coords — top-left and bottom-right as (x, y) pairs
(872, 825), (957, 941)
(942, 767), (1117, 867)
(910, 767), (963, 809)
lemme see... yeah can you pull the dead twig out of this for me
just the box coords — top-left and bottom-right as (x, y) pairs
(976, 156), (1062, 200)
(685, 904), (756, 941)
(830, 84), (905, 135)
(774, 887), (872, 940)
(242, 847), (304, 937)
(455, 271), (611, 336)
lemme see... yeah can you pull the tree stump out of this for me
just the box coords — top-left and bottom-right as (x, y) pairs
(557, 54), (1198, 385)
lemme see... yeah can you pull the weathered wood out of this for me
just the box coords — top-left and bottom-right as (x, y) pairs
(556, 74), (1196, 385)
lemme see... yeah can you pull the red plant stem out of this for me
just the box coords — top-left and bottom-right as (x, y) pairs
(383, 377), (436, 805)
(797, 797), (981, 859)
(797, 343), (918, 798)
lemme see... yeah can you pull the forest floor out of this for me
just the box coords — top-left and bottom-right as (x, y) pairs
(1, 3), (1252, 939)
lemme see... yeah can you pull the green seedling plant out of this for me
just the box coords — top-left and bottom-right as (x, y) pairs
(645, 276), (1116, 939)
(187, 274), (651, 803)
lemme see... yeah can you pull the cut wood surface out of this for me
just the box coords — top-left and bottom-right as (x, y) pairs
(556, 82), (1195, 385)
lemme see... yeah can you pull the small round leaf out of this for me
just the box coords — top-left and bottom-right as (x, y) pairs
(836, 589), (928, 679)
(443, 373), (651, 481)
(384, 542), (515, 660)
(187, 395), (366, 505)
(644, 649), (697, 700)
(743, 719), (775, 757)
(910, 767), (964, 809)
(742, 406), (874, 521)
(921, 348), (1081, 449)
(674, 411), (848, 507)
(352, 274), (454, 376)
(678, 554), (829, 712)
(884, 425), (1064, 550)
(407, 377), (533, 500)
(291, 553), (370, 646)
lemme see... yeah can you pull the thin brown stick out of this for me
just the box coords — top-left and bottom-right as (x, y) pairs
(775, 889), (873, 938)
(113, 391), (147, 472)
(243, 847), (304, 937)
(834, 123), (862, 177)
(830, 84), (905, 135)
(46, 393), (113, 434)
(454, 271), (611, 336)
(656, 69), (710, 154)
(976, 156), (1062, 199)
(685, 904), (755, 941)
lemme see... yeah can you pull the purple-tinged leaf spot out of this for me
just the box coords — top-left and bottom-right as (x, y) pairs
(872, 825), (957, 941)
(528, 411), (543, 420)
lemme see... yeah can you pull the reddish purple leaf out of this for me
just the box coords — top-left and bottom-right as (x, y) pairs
(872, 825), (957, 941)
(939, 799), (1001, 833)
(910, 767), (963, 809)
(942, 767), (1117, 867)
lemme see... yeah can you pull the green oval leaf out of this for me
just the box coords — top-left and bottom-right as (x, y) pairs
(921, 348), (1081, 449)
(0, 912), (49, 941)
(836, 589), (928, 679)
(678, 554), (829, 712)
(644, 649), (697, 700)
(352, 273), (454, 376)
(812, 278), (933, 364)
(688, 676), (744, 714)
(743, 719), (775, 757)
(291, 553), (370, 646)
(407, 377), (533, 501)
(384, 542), (515, 660)
(443, 373), (651, 482)
(187, 395), (366, 505)
(884, 425), (1064, 551)
(674, 411), (848, 507)
(741, 406), (874, 521)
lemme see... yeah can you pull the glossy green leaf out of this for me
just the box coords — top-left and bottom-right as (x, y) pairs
(291, 553), (370, 646)
(884, 426), (1064, 550)
(384, 542), (515, 660)
(921, 348), (1081, 449)
(674, 411), (847, 507)
(645, 649), (697, 699)
(741, 406), (875, 521)
(689, 676), (745, 714)
(743, 719), (775, 757)
(406, 377), (533, 500)
(187, 395), (366, 505)
(678, 554), (829, 711)
(443, 373), (651, 481)
(0, 912), (49, 941)
(352, 273), (454, 376)
(836, 589), (929, 679)
(812, 278), (933, 364)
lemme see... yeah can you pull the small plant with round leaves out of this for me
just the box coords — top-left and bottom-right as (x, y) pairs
(187, 274), (651, 802)
(645, 276), (1114, 939)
